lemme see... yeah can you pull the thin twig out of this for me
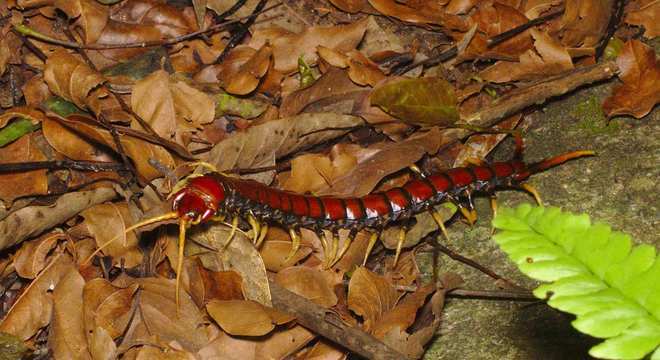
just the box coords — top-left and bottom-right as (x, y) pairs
(447, 288), (538, 301)
(391, 45), (457, 76)
(213, 0), (268, 64)
(0, 160), (127, 173)
(486, 6), (565, 48)
(594, 0), (626, 60)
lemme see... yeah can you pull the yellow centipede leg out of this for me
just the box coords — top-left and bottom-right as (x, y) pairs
(521, 183), (544, 206)
(330, 232), (355, 268)
(247, 214), (260, 244)
(319, 232), (331, 268)
(222, 216), (240, 250)
(458, 205), (478, 226)
(175, 218), (187, 315)
(393, 227), (406, 268)
(362, 232), (379, 266)
(255, 223), (269, 248)
(328, 232), (339, 267)
(285, 228), (301, 263)
(430, 210), (451, 242)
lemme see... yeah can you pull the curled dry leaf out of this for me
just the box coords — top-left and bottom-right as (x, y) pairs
(41, 116), (115, 163)
(367, 0), (444, 25)
(89, 326), (117, 360)
(131, 70), (215, 142)
(624, 0), (660, 38)
(480, 29), (574, 83)
(81, 203), (143, 268)
(0, 134), (48, 203)
(83, 278), (139, 340)
(370, 77), (459, 126)
(0, 107), (45, 128)
(224, 44), (272, 96)
(206, 299), (292, 336)
(187, 263), (245, 307)
(49, 268), (91, 359)
(43, 50), (105, 109)
(187, 224), (272, 306)
(0, 253), (74, 340)
(204, 113), (363, 184)
(249, 18), (368, 73)
(347, 267), (400, 332)
(281, 145), (358, 194)
(602, 39), (660, 118)
(373, 284), (434, 339)
(137, 277), (209, 352)
(346, 50), (387, 87)
(274, 266), (340, 308)
(54, 0), (109, 44)
(328, 0), (369, 13)
(14, 230), (66, 279)
(558, 0), (611, 48)
(0, 188), (116, 251)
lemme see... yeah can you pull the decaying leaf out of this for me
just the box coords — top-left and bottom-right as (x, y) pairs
(81, 203), (143, 267)
(258, 227), (313, 272)
(14, 230), (66, 279)
(274, 266), (340, 308)
(624, 0), (660, 38)
(347, 267), (400, 332)
(83, 278), (139, 340)
(603, 39), (660, 118)
(0, 134), (48, 203)
(280, 146), (358, 194)
(43, 50), (106, 110)
(0, 253), (74, 340)
(49, 268), (91, 359)
(373, 284), (434, 339)
(207, 299), (292, 336)
(370, 77), (459, 126)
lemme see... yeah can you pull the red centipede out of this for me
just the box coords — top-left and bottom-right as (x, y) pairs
(87, 140), (593, 309)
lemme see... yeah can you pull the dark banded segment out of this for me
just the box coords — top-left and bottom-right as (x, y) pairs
(472, 166), (494, 182)
(344, 198), (365, 220)
(306, 196), (324, 218)
(321, 197), (346, 220)
(428, 173), (452, 193)
(279, 191), (292, 212)
(492, 162), (514, 178)
(446, 168), (475, 187)
(290, 194), (308, 216)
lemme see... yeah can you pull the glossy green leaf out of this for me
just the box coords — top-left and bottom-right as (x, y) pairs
(493, 204), (660, 359)
(370, 77), (459, 126)
(0, 118), (40, 147)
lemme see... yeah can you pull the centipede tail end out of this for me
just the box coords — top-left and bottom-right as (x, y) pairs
(527, 150), (596, 175)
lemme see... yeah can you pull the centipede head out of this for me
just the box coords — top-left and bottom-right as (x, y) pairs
(171, 175), (226, 224)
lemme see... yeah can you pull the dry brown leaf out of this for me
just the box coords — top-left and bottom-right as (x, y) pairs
(303, 340), (348, 360)
(14, 230), (66, 279)
(43, 49), (105, 109)
(133, 346), (197, 360)
(0, 188), (116, 251)
(44, 114), (175, 180)
(481, 29), (574, 83)
(373, 284), (434, 339)
(603, 39), (660, 118)
(281, 145), (358, 194)
(184, 225), (271, 306)
(274, 266), (340, 308)
(89, 326), (117, 360)
(347, 267), (400, 332)
(188, 263), (245, 307)
(346, 50), (386, 87)
(54, 0), (109, 44)
(557, 0), (611, 48)
(259, 227), (313, 271)
(367, 0), (443, 25)
(279, 68), (367, 117)
(249, 18), (368, 73)
(0, 107), (46, 128)
(131, 70), (215, 142)
(224, 44), (272, 95)
(204, 113), (363, 184)
(0, 253), (73, 340)
(318, 127), (463, 197)
(624, 0), (660, 38)
(41, 117), (115, 163)
(83, 278), (139, 340)
(81, 203), (143, 268)
(138, 277), (209, 352)
(207, 300), (289, 336)
(328, 0), (369, 13)
(0, 134), (48, 203)
(49, 268), (92, 359)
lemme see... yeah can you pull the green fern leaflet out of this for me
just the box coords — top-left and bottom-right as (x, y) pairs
(492, 204), (660, 359)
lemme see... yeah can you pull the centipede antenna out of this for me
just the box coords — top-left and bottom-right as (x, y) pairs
(528, 150), (596, 174)
(393, 227), (406, 268)
(363, 233), (379, 266)
(83, 211), (179, 265)
(175, 217), (187, 315)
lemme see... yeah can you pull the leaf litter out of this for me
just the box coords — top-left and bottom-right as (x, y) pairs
(0, 0), (655, 359)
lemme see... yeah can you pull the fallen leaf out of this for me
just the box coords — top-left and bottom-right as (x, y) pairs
(370, 77), (459, 126)
(603, 39), (660, 118)
(54, 0), (109, 44)
(89, 326), (117, 360)
(259, 227), (313, 272)
(0, 253), (73, 340)
(624, 0), (660, 38)
(49, 268), (91, 359)
(373, 284), (434, 339)
(188, 263), (245, 306)
(223, 44), (272, 95)
(214, 91), (269, 119)
(43, 50), (106, 110)
(347, 267), (400, 332)
(558, 0), (611, 48)
(14, 230), (66, 279)
(0, 134), (49, 203)
(249, 18), (368, 73)
(83, 278), (139, 340)
(281, 145), (358, 194)
(327, 0), (368, 13)
(303, 339), (347, 360)
(207, 300), (288, 336)
(0, 188), (116, 251)
(81, 203), (143, 267)
(274, 266), (340, 308)
(346, 50), (386, 87)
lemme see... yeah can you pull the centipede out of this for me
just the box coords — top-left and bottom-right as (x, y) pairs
(87, 138), (594, 309)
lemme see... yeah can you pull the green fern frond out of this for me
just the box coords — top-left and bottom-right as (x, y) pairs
(492, 204), (660, 359)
